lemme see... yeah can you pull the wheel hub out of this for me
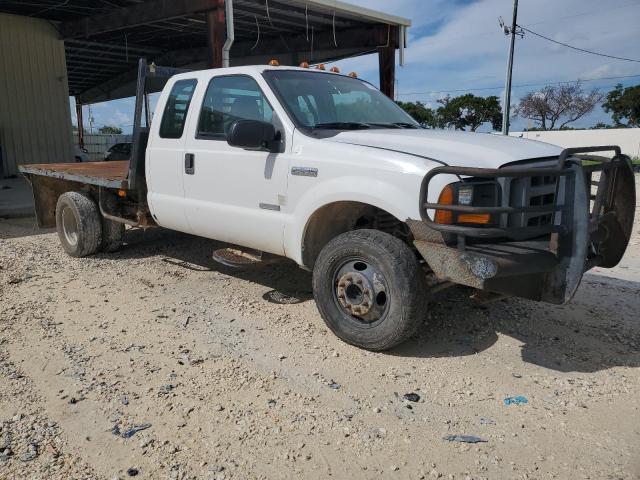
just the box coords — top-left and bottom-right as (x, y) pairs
(333, 259), (389, 323)
(336, 272), (374, 316)
(61, 206), (78, 246)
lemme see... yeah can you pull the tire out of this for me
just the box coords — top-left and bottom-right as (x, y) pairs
(55, 192), (102, 257)
(101, 218), (125, 253)
(312, 229), (428, 351)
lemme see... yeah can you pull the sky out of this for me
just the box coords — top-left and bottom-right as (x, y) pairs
(72, 0), (640, 134)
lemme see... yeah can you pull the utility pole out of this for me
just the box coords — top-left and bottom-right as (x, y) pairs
(500, 0), (522, 135)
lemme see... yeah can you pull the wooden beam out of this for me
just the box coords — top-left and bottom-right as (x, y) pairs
(231, 25), (389, 58)
(60, 0), (223, 39)
(206, 6), (226, 68)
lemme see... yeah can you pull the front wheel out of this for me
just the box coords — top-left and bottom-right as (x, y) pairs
(312, 229), (428, 351)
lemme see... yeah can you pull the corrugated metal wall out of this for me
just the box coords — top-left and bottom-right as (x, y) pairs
(0, 13), (74, 177)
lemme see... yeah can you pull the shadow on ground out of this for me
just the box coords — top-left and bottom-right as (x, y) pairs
(0, 217), (53, 240)
(89, 227), (640, 375)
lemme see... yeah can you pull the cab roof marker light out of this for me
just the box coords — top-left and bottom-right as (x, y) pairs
(330, 66), (340, 73)
(348, 72), (358, 78)
(299, 61), (310, 68)
(268, 59), (280, 66)
(316, 64), (326, 70)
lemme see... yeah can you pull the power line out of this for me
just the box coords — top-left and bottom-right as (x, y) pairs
(519, 26), (640, 63)
(397, 73), (640, 97)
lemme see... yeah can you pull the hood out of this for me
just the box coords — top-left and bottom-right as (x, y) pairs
(322, 129), (563, 168)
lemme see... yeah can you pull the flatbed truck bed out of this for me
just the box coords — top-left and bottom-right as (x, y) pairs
(19, 161), (129, 189)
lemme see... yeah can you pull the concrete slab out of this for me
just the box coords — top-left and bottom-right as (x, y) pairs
(0, 176), (35, 218)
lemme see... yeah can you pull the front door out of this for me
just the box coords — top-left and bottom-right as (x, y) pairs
(182, 74), (288, 255)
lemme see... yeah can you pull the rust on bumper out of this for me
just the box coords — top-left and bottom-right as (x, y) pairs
(411, 149), (636, 304)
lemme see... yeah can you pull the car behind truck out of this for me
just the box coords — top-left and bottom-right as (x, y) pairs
(20, 60), (636, 351)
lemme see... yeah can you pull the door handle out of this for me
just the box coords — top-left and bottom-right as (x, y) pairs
(185, 153), (195, 175)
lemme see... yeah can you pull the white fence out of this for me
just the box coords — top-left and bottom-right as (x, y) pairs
(510, 128), (640, 158)
(73, 133), (132, 161)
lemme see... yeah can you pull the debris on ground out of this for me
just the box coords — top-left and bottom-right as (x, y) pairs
(126, 467), (139, 476)
(443, 435), (487, 444)
(504, 395), (529, 406)
(403, 393), (421, 402)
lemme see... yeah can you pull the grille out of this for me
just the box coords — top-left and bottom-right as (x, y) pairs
(527, 175), (557, 226)
(507, 172), (558, 230)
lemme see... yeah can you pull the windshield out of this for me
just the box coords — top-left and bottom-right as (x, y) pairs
(263, 70), (420, 130)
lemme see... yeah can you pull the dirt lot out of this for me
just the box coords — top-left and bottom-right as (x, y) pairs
(1, 182), (639, 480)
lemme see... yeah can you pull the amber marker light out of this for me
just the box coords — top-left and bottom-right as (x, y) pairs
(330, 66), (340, 73)
(348, 72), (358, 78)
(458, 213), (491, 224)
(316, 64), (326, 70)
(117, 189), (126, 198)
(434, 184), (454, 225)
(268, 59), (280, 66)
(299, 61), (310, 68)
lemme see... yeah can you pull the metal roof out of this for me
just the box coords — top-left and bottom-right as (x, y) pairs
(0, 0), (409, 103)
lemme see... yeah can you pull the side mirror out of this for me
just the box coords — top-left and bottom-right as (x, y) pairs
(227, 120), (279, 152)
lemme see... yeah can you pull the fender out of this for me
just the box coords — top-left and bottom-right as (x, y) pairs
(283, 175), (422, 265)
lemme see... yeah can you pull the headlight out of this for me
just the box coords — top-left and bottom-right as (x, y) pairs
(434, 180), (500, 225)
(457, 185), (474, 206)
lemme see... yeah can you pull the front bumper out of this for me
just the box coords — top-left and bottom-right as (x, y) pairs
(411, 146), (636, 304)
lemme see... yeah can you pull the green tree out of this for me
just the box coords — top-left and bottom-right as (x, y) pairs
(603, 83), (640, 127)
(98, 125), (123, 134)
(514, 82), (603, 130)
(396, 101), (441, 128)
(436, 94), (502, 131)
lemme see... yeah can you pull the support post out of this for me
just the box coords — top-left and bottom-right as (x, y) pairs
(502, 0), (519, 135)
(75, 98), (84, 149)
(378, 26), (397, 100)
(206, 1), (226, 68)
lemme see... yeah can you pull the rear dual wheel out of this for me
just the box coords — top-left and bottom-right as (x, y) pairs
(312, 229), (428, 351)
(55, 192), (124, 257)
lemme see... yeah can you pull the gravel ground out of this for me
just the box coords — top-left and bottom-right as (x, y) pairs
(1, 178), (639, 480)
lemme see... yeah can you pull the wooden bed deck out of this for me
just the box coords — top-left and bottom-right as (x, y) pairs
(19, 161), (129, 189)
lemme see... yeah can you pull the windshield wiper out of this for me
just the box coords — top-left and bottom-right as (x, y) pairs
(361, 122), (420, 129)
(312, 122), (372, 130)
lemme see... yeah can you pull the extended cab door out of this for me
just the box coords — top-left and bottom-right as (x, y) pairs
(181, 74), (288, 255)
(146, 78), (198, 233)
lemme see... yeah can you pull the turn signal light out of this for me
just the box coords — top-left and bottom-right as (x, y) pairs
(268, 59), (280, 66)
(117, 189), (126, 198)
(434, 185), (454, 225)
(458, 213), (491, 224)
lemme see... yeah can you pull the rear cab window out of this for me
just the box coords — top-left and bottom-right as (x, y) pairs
(159, 79), (198, 139)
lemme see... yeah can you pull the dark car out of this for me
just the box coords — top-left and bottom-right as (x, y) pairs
(104, 142), (132, 161)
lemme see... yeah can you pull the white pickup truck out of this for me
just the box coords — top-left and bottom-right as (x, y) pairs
(20, 60), (636, 351)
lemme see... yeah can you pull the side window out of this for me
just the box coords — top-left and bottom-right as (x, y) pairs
(197, 75), (274, 140)
(159, 79), (197, 139)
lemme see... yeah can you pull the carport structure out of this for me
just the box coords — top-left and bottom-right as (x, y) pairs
(1, 0), (409, 103)
(0, 0), (409, 175)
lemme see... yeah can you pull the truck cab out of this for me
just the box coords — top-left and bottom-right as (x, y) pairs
(20, 62), (636, 351)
